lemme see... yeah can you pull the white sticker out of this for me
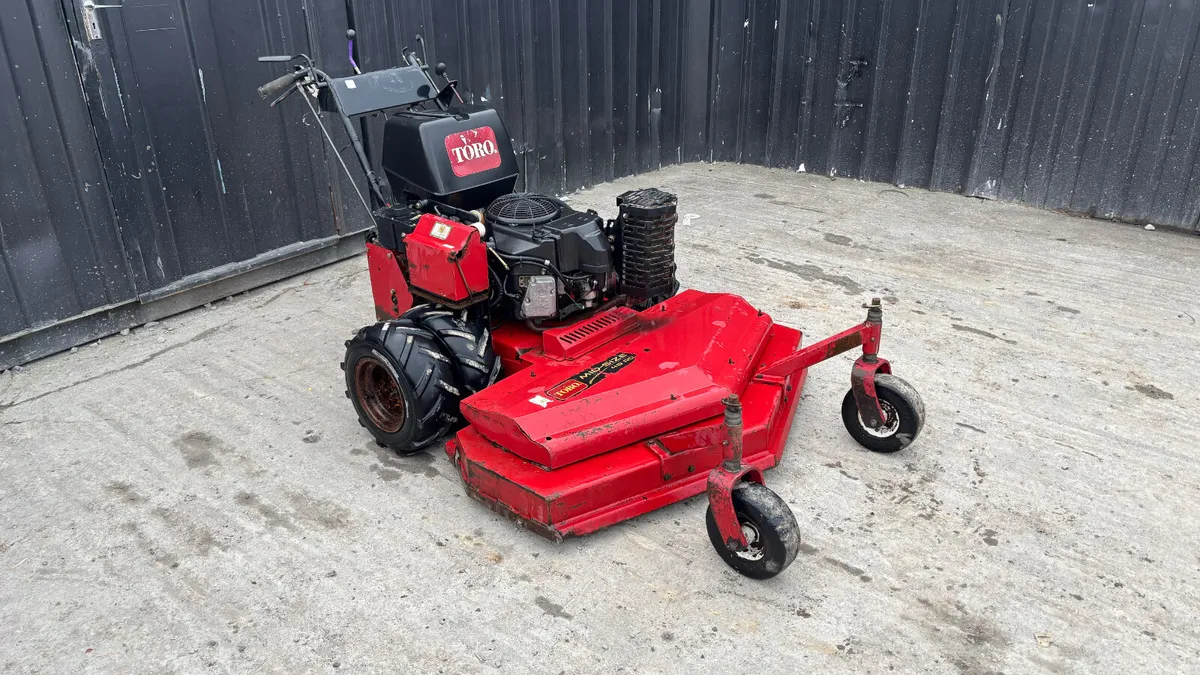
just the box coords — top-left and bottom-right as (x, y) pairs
(344, 80), (357, 89)
(529, 395), (552, 408)
(430, 221), (453, 240)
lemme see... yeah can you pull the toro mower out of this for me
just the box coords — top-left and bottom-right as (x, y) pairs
(257, 37), (924, 579)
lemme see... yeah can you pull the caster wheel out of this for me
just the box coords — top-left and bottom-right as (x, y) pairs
(705, 483), (801, 580)
(342, 320), (461, 455)
(841, 374), (925, 453)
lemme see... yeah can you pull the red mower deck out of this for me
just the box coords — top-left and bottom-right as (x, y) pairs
(446, 290), (806, 539)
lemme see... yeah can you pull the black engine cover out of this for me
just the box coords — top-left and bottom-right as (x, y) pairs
(489, 204), (612, 275)
(486, 194), (614, 320)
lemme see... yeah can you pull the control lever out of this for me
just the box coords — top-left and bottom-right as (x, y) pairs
(347, 29), (362, 75)
(434, 62), (464, 105)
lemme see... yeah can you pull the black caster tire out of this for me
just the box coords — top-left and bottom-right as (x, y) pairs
(841, 373), (925, 453)
(342, 320), (461, 455)
(705, 483), (801, 580)
(404, 305), (501, 395)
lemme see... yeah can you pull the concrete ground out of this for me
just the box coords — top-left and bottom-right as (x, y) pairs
(2, 163), (1198, 674)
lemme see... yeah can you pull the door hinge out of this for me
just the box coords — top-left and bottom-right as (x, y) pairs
(81, 0), (123, 41)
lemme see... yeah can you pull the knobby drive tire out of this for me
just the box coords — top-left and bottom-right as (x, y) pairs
(405, 305), (501, 396)
(342, 319), (461, 455)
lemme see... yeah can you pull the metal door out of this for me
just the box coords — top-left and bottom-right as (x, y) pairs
(0, 2), (135, 338)
(61, 0), (353, 299)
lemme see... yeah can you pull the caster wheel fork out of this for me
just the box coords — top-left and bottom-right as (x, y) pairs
(706, 482), (801, 580)
(843, 372), (925, 453)
(842, 299), (925, 454)
(705, 394), (802, 580)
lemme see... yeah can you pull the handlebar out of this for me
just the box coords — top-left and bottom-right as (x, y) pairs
(258, 70), (302, 99)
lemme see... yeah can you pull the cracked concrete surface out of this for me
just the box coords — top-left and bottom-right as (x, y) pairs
(2, 163), (1198, 673)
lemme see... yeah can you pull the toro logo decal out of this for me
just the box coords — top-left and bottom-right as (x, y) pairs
(546, 353), (637, 400)
(445, 126), (501, 177)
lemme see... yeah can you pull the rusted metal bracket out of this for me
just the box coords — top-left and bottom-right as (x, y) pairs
(705, 395), (765, 551)
(755, 297), (892, 430)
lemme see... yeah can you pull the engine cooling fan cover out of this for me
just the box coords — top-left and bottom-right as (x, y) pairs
(486, 193), (562, 226)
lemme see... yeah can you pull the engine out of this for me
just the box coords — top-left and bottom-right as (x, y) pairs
(485, 193), (614, 322)
(373, 103), (678, 327)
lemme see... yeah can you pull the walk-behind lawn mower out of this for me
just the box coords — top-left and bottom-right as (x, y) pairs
(257, 39), (924, 579)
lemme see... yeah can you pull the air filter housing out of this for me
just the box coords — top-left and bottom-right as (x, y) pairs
(614, 188), (679, 308)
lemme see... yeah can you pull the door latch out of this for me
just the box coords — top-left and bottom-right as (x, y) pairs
(834, 58), (869, 128)
(847, 59), (870, 80)
(81, 0), (123, 41)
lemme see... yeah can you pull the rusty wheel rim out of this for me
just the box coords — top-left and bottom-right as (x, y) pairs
(354, 355), (407, 434)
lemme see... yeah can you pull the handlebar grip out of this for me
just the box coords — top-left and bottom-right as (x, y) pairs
(258, 71), (300, 99)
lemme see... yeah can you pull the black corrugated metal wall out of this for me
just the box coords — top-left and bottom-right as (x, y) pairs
(334, 0), (1200, 230)
(3, 0), (1199, 366)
